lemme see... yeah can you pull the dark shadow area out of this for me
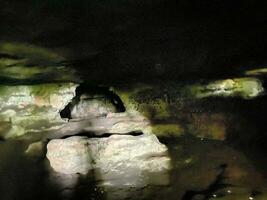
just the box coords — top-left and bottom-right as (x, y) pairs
(60, 131), (143, 139)
(1, 1), (267, 83)
(0, 140), (62, 200)
(181, 164), (229, 200)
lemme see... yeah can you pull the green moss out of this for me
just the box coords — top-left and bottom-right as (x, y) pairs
(0, 83), (76, 100)
(0, 121), (12, 138)
(0, 58), (27, 66)
(112, 84), (174, 120)
(244, 67), (267, 76)
(151, 124), (184, 137)
(29, 83), (74, 97)
(0, 42), (64, 64)
(0, 63), (77, 81)
(112, 77), (264, 133)
(185, 78), (264, 99)
(0, 42), (78, 81)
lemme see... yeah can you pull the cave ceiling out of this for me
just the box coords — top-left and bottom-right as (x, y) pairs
(1, 0), (267, 84)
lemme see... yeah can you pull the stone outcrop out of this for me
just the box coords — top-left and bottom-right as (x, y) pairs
(0, 83), (78, 138)
(46, 134), (171, 187)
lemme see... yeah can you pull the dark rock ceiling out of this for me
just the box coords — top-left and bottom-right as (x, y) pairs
(1, 0), (267, 83)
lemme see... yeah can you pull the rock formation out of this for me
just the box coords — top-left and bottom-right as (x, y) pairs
(43, 89), (172, 198)
(70, 94), (117, 119)
(0, 83), (77, 138)
(47, 134), (171, 187)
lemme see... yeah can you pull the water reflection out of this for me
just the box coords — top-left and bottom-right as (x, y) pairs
(1, 135), (267, 200)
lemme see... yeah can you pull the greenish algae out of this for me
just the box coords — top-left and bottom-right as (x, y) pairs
(186, 78), (264, 99)
(0, 83), (78, 138)
(151, 124), (184, 137)
(244, 67), (267, 76)
(0, 42), (64, 64)
(0, 42), (78, 81)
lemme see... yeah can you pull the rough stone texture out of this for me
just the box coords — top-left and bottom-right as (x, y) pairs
(49, 112), (150, 139)
(71, 97), (116, 119)
(46, 134), (171, 187)
(89, 134), (171, 187)
(47, 136), (92, 175)
(0, 83), (78, 138)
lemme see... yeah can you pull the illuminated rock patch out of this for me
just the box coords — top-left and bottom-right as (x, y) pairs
(0, 83), (78, 138)
(46, 134), (171, 187)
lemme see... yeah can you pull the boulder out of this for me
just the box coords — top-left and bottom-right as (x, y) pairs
(47, 136), (92, 175)
(89, 134), (171, 187)
(46, 134), (171, 187)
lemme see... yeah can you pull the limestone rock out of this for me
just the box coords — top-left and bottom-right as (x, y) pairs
(90, 134), (171, 187)
(0, 83), (78, 138)
(46, 134), (171, 187)
(47, 136), (92, 175)
(71, 97), (116, 119)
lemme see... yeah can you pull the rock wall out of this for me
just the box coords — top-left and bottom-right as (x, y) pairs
(0, 83), (78, 138)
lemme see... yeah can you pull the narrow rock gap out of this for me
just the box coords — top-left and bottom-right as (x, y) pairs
(60, 131), (144, 139)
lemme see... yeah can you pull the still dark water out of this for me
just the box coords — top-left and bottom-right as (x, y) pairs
(0, 137), (267, 200)
(1, 96), (267, 200)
